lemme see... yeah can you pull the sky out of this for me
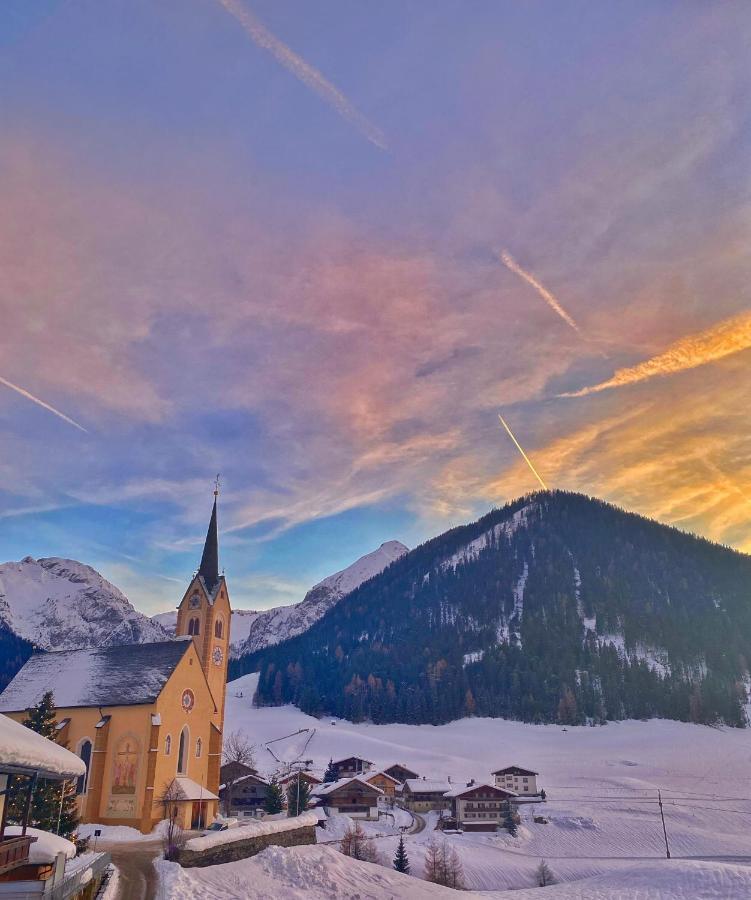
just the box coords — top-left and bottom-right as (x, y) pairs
(1, 1), (750, 616)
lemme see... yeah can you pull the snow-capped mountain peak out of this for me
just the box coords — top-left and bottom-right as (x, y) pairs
(234, 540), (409, 656)
(0, 556), (168, 651)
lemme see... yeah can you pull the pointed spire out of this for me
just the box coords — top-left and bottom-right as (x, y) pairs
(198, 480), (220, 593)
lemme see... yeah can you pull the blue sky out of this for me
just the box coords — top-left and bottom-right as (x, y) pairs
(1, 1), (750, 614)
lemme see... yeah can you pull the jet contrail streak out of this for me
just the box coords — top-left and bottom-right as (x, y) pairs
(500, 250), (581, 334)
(561, 309), (751, 398)
(498, 414), (548, 490)
(0, 375), (88, 433)
(216, 0), (387, 150)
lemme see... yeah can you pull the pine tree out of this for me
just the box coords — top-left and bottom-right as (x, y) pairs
(323, 758), (338, 783)
(264, 776), (284, 814)
(536, 858), (556, 886)
(504, 807), (518, 837)
(540, 788), (547, 800)
(393, 834), (410, 873)
(7, 692), (80, 839)
(286, 775), (311, 817)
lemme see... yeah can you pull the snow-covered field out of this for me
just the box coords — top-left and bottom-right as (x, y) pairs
(216, 673), (751, 896)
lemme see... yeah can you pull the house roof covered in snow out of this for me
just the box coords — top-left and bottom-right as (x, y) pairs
(312, 776), (384, 797)
(403, 778), (451, 795)
(0, 713), (86, 779)
(443, 781), (518, 799)
(167, 776), (220, 802)
(0, 639), (192, 712)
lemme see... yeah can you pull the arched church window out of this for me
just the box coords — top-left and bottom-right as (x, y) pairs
(76, 739), (92, 795)
(214, 618), (223, 639)
(177, 726), (189, 775)
(188, 617), (200, 636)
(195, 737), (202, 758)
(165, 735), (172, 755)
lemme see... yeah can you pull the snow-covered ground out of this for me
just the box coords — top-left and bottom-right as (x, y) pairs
(221, 673), (751, 896)
(155, 845), (751, 899)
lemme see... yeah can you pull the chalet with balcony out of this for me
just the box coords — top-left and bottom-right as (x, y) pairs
(444, 781), (517, 831)
(312, 777), (383, 820)
(330, 756), (373, 779)
(401, 778), (451, 813)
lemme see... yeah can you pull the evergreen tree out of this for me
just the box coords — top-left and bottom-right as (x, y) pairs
(504, 807), (518, 837)
(7, 692), (80, 839)
(536, 859), (556, 886)
(323, 758), (338, 783)
(540, 788), (546, 800)
(286, 775), (311, 817)
(393, 834), (410, 873)
(264, 776), (284, 814)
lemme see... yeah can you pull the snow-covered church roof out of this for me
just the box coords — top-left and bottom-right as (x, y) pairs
(0, 713), (85, 779)
(0, 639), (192, 712)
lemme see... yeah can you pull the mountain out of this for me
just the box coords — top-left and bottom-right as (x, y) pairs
(155, 540), (409, 658)
(235, 541), (409, 656)
(0, 557), (169, 652)
(240, 492), (751, 728)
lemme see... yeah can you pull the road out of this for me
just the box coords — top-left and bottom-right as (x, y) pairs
(98, 839), (162, 900)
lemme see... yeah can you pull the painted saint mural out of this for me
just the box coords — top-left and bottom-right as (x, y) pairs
(112, 737), (138, 795)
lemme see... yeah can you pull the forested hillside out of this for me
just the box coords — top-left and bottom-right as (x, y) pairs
(234, 492), (751, 727)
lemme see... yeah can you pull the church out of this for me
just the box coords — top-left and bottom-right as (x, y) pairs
(0, 496), (231, 834)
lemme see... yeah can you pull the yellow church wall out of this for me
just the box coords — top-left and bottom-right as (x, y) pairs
(145, 640), (219, 830)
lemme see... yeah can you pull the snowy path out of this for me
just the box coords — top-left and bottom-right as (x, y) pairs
(99, 839), (161, 900)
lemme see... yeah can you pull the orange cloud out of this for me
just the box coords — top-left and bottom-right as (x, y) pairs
(562, 310), (751, 397)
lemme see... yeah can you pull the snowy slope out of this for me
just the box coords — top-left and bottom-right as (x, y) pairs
(156, 848), (751, 899)
(235, 541), (408, 656)
(224, 673), (751, 894)
(0, 557), (168, 651)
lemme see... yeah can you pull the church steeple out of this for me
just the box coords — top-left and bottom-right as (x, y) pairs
(198, 482), (220, 593)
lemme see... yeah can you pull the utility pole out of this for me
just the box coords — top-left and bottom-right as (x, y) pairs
(658, 790), (671, 859)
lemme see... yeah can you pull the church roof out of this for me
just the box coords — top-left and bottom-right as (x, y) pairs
(0, 639), (192, 712)
(198, 497), (220, 594)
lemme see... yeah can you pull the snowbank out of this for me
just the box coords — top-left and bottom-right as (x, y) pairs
(185, 811), (318, 852)
(78, 820), (168, 842)
(0, 713), (85, 778)
(155, 843), (751, 899)
(4, 826), (76, 863)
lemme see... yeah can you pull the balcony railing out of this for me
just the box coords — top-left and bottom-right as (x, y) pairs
(0, 835), (35, 875)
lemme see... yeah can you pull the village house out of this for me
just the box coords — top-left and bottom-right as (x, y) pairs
(492, 765), (540, 795)
(312, 777), (383, 820)
(383, 763), (419, 783)
(330, 756), (373, 779)
(401, 778), (451, 813)
(278, 771), (322, 791)
(220, 771), (269, 817)
(444, 781), (517, 831)
(0, 495), (231, 834)
(221, 761), (257, 786)
(365, 770), (400, 799)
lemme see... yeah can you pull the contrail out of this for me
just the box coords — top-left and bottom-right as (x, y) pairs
(500, 250), (581, 334)
(561, 309), (751, 398)
(498, 414), (548, 490)
(215, 0), (387, 150)
(0, 375), (87, 433)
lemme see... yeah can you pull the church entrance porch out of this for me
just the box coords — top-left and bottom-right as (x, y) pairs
(191, 801), (208, 830)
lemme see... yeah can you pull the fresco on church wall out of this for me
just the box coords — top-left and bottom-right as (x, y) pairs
(112, 736), (139, 795)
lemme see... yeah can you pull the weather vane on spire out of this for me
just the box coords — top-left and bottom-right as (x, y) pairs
(214, 473), (221, 498)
